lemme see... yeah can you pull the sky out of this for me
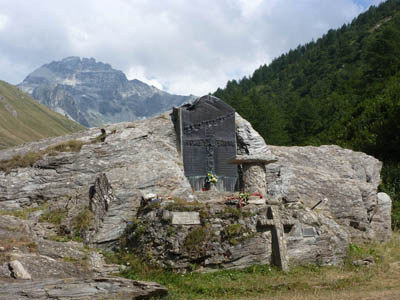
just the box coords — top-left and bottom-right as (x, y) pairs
(0, 0), (385, 96)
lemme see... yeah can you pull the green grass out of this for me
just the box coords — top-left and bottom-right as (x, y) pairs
(0, 204), (48, 220)
(107, 252), (332, 299)
(38, 208), (68, 225)
(72, 207), (94, 239)
(105, 232), (400, 300)
(0, 151), (42, 172)
(163, 198), (205, 212)
(0, 80), (84, 150)
(183, 225), (216, 256)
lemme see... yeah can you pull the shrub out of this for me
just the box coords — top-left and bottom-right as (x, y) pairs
(222, 223), (253, 245)
(183, 225), (216, 256)
(379, 161), (400, 230)
(122, 218), (147, 248)
(72, 207), (94, 238)
(39, 208), (67, 225)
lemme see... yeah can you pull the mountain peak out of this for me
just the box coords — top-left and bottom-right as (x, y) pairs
(43, 56), (116, 77)
(18, 57), (194, 127)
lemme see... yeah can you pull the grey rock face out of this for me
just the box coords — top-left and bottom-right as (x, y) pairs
(18, 56), (195, 127)
(235, 113), (277, 162)
(372, 192), (392, 240)
(0, 277), (168, 299)
(265, 145), (390, 241)
(0, 210), (168, 299)
(124, 200), (348, 271)
(0, 113), (192, 212)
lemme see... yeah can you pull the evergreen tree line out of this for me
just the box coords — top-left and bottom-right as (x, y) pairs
(214, 0), (400, 228)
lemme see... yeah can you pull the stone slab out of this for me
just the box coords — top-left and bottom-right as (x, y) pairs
(171, 212), (201, 225)
(302, 227), (316, 237)
(248, 198), (266, 205)
(177, 96), (238, 191)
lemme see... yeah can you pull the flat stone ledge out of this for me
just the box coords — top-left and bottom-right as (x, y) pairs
(248, 198), (266, 205)
(228, 154), (277, 164)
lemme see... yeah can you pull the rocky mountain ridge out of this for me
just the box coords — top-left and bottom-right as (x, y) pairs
(18, 57), (195, 127)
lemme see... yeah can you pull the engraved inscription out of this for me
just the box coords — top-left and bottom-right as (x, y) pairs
(183, 112), (235, 134)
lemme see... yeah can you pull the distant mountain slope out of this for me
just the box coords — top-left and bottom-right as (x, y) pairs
(0, 80), (84, 150)
(18, 57), (195, 127)
(214, 0), (400, 228)
(215, 0), (400, 160)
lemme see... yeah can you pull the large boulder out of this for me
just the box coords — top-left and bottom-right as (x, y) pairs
(0, 111), (192, 212)
(0, 104), (391, 275)
(265, 145), (391, 241)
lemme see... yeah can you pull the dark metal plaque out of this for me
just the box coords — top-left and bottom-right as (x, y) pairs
(177, 95), (238, 191)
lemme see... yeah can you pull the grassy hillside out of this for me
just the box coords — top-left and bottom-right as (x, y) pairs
(0, 80), (84, 149)
(214, 0), (400, 228)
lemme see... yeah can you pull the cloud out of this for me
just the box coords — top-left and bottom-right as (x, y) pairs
(0, 13), (9, 31)
(126, 65), (164, 90)
(0, 0), (383, 95)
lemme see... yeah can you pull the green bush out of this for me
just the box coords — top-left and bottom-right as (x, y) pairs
(122, 218), (147, 248)
(39, 208), (67, 225)
(379, 162), (400, 230)
(72, 207), (94, 238)
(183, 225), (215, 256)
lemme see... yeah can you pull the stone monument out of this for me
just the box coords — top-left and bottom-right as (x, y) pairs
(173, 95), (238, 191)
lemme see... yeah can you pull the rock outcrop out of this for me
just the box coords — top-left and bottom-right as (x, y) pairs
(266, 145), (391, 242)
(0, 278), (167, 299)
(0, 213), (168, 299)
(18, 57), (195, 127)
(0, 103), (391, 288)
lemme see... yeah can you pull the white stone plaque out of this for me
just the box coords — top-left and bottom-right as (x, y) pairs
(171, 212), (201, 225)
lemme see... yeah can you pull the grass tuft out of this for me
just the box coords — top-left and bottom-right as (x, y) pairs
(183, 225), (216, 257)
(0, 151), (42, 172)
(38, 208), (67, 225)
(164, 198), (205, 212)
(72, 207), (94, 239)
(0, 139), (86, 172)
(0, 204), (47, 220)
(47, 139), (85, 153)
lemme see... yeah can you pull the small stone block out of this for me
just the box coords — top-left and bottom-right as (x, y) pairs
(247, 198), (266, 205)
(171, 212), (201, 225)
(9, 260), (32, 280)
(302, 227), (316, 237)
(266, 199), (280, 205)
(162, 210), (172, 221)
